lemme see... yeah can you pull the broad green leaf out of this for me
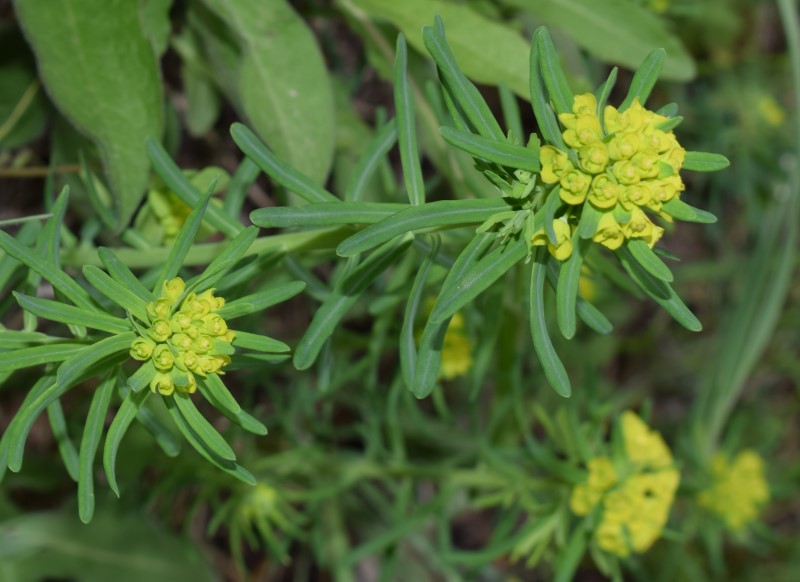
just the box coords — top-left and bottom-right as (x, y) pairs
(14, 0), (163, 228)
(251, 202), (408, 229)
(627, 239), (673, 282)
(0, 58), (48, 148)
(556, 237), (586, 339)
(620, 48), (665, 111)
(662, 198), (718, 223)
(0, 230), (97, 311)
(294, 236), (413, 370)
(0, 343), (86, 372)
(47, 400), (79, 481)
(14, 293), (131, 335)
(529, 251), (571, 397)
(103, 389), (150, 496)
(78, 371), (115, 523)
(172, 392), (235, 462)
(616, 247), (701, 331)
(202, 0), (334, 184)
(682, 151), (730, 172)
(430, 236), (527, 324)
(352, 0), (531, 98)
(216, 281), (306, 320)
(506, 0), (695, 81)
(83, 265), (149, 323)
(230, 123), (338, 203)
(395, 34), (425, 206)
(232, 331), (290, 353)
(536, 28), (574, 116)
(345, 121), (397, 202)
(439, 126), (540, 172)
(146, 139), (243, 238)
(337, 199), (511, 257)
(141, 0), (173, 57)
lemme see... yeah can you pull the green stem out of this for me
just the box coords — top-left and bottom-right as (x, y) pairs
(60, 226), (355, 269)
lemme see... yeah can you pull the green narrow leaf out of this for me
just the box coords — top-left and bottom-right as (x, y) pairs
(556, 238), (586, 339)
(0, 230), (96, 311)
(202, 0), (335, 185)
(439, 126), (540, 172)
(616, 246), (701, 331)
(4, 375), (55, 473)
(543, 187), (562, 244)
(153, 182), (215, 290)
(546, 261), (612, 335)
(231, 123), (338, 204)
(655, 116), (683, 131)
(430, 237), (527, 324)
(395, 35), (425, 206)
(232, 331), (290, 353)
(127, 360), (155, 392)
(0, 221), (40, 291)
(682, 151), (731, 172)
(83, 265), (148, 322)
(136, 404), (181, 458)
(627, 239), (673, 282)
(251, 202), (407, 229)
(216, 281), (306, 320)
(57, 332), (135, 390)
(554, 526), (588, 582)
(146, 139), (243, 238)
(14, 292), (131, 334)
(97, 247), (153, 302)
(595, 66), (618, 129)
(294, 236), (414, 370)
(163, 395), (256, 486)
(412, 316), (449, 399)
(620, 48), (666, 111)
(530, 250), (571, 397)
(400, 238), (440, 390)
(103, 389), (150, 496)
(337, 199), (511, 257)
(536, 28), (574, 116)
(662, 198), (718, 223)
(422, 22), (505, 141)
(190, 225), (260, 293)
(200, 374), (268, 435)
(47, 399), (79, 481)
(0, 343), (86, 372)
(78, 370), (115, 523)
(345, 120), (398, 202)
(498, 82), (523, 143)
(172, 392), (236, 462)
(15, 0), (163, 228)
(224, 157), (260, 216)
(577, 201), (603, 239)
(529, 29), (567, 149)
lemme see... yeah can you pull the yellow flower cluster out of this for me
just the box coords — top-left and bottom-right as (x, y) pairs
(538, 94), (687, 260)
(570, 411), (680, 557)
(698, 450), (769, 530)
(440, 312), (473, 379)
(130, 277), (235, 396)
(148, 190), (193, 243)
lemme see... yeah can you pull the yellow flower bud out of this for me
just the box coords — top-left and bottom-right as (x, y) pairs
(162, 277), (186, 302)
(532, 219), (573, 261)
(608, 132), (642, 160)
(193, 334), (214, 354)
(170, 332), (193, 351)
(201, 314), (228, 336)
(151, 344), (175, 371)
(632, 150), (660, 178)
(150, 373), (175, 396)
(559, 170), (591, 205)
(589, 174), (619, 209)
(623, 208), (664, 247)
(146, 298), (172, 323)
(130, 337), (156, 361)
(540, 146), (572, 184)
(579, 143), (609, 174)
(592, 213), (624, 250)
(612, 160), (641, 185)
(147, 319), (172, 342)
(619, 183), (652, 210)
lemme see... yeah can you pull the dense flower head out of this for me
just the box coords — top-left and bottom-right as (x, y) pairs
(570, 411), (680, 557)
(130, 277), (235, 396)
(537, 94), (687, 260)
(698, 450), (769, 530)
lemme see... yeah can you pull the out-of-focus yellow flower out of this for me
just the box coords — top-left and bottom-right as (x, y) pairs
(698, 450), (769, 530)
(440, 312), (472, 380)
(570, 411), (680, 557)
(756, 95), (786, 128)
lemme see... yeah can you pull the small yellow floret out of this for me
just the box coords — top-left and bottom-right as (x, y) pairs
(532, 219), (573, 261)
(698, 450), (769, 530)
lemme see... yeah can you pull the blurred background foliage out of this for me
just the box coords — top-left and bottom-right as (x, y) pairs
(0, 0), (798, 580)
